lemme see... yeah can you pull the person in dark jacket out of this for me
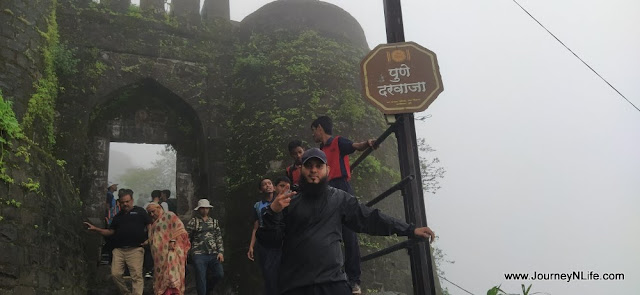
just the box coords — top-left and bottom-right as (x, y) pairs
(257, 148), (435, 295)
(311, 115), (376, 293)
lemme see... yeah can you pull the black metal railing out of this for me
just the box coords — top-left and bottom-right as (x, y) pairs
(349, 116), (433, 294)
(365, 175), (414, 207)
(349, 121), (398, 172)
(361, 239), (414, 262)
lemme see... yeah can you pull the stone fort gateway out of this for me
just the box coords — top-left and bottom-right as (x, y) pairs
(0, 0), (428, 294)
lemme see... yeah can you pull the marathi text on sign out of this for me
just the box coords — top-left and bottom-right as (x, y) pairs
(360, 42), (443, 114)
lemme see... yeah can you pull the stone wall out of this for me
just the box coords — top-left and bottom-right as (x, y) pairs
(0, 0), (88, 294)
(0, 140), (86, 294)
(0, 0), (54, 119)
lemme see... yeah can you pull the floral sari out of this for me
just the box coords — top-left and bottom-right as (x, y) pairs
(149, 211), (191, 295)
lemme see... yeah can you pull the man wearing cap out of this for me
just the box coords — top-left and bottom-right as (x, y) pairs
(257, 148), (435, 295)
(311, 115), (376, 293)
(186, 199), (225, 295)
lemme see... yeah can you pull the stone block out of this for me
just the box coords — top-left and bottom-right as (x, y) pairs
(6, 41), (26, 54)
(0, 242), (21, 265)
(0, 264), (19, 282)
(0, 224), (18, 242)
(12, 0), (26, 10)
(0, 80), (10, 91)
(37, 270), (50, 289)
(140, 0), (164, 15)
(202, 0), (230, 20)
(172, 0), (200, 24)
(19, 210), (37, 225)
(17, 268), (36, 286)
(0, 207), (20, 222)
(1, 47), (16, 61)
(0, 279), (16, 290)
(0, 22), (16, 38)
(13, 287), (36, 295)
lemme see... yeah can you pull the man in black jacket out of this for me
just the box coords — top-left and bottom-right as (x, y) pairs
(257, 148), (435, 295)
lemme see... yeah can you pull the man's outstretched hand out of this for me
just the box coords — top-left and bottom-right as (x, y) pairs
(413, 226), (435, 243)
(84, 221), (99, 231)
(270, 191), (297, 213)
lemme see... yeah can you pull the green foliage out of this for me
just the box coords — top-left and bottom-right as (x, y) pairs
(126, 4), (143, 18)
(432, 241), (454, 278)
(51, 42), (79, 76)
(233, 54), (268, 79)
(418, 138), (446, 194)
(163, 14), (179, 28)
(0, 91), (23, 184)
(226, 30), (378, 191)
(3, 198), (22, 208)
(15, 145), (30, 163)
(358, 234), (382, 250)
(0, 168), (14, 184)
(488, 284), (542, 295)
(22, 3), (59, 149)
(17, 15), (31, 25)
(21, 178), (41, 194)
(88, 61), (108, 78)
(488, 285), (503, 295)
(0, 91), (23, 145)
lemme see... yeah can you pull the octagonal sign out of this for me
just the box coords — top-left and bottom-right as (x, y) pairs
(360, 42), (444, 114)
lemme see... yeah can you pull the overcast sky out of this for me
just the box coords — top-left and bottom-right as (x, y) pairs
(124, 1), (639, 294)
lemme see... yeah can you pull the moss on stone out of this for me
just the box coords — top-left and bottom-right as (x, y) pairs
(22, 0), (59, 150)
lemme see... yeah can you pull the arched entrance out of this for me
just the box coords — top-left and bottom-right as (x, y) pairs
(84, 78), (209, 220)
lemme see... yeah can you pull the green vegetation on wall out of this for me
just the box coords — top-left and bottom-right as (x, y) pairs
(226, 30), (385, 191)
(22, 0), (60, 150)
(0, 91), (24, 184)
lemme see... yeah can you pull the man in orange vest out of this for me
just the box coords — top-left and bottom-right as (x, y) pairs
(311, 116), (376, 294)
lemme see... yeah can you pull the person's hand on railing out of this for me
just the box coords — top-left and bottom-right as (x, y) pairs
(413, 227), (435, 243)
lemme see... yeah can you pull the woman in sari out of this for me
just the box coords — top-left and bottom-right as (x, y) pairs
(146, 202), (191, 295)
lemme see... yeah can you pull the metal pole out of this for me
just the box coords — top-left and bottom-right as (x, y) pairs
(383, 1), (436, 294)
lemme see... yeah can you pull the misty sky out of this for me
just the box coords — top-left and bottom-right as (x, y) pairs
(124, 1), (639, 294)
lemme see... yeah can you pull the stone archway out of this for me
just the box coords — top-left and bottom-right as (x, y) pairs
(84, 78), (208, 220)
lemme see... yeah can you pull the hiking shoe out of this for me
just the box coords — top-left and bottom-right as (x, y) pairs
(144, 271), (153, 279)
(351, 283), (362, 294)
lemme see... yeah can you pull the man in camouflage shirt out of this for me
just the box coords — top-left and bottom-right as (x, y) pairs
(187, 199), (224, 295)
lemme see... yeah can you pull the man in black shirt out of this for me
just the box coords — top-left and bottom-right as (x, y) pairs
(258, 148), (435, 295)
(85, 190), (152, 295)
